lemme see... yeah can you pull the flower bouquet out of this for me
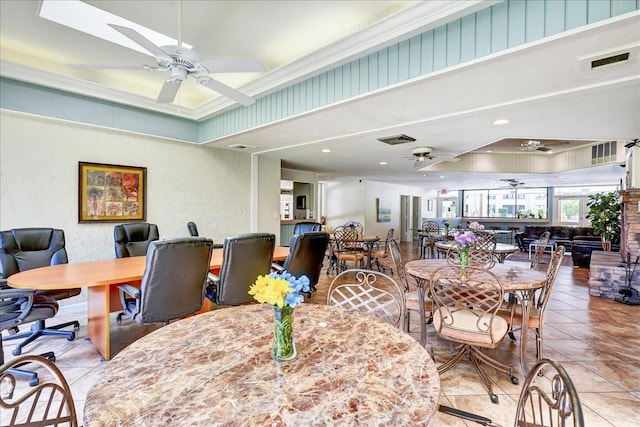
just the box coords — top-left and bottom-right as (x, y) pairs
(248, 271), (310, 361)
(441, 219), (451, 237)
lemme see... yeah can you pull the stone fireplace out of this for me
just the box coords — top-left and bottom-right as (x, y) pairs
(588, 189), (640, 300)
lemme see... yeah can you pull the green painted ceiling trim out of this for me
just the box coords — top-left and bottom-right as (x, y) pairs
(199, 0), (639, 142)
(0, 77), (198, 142)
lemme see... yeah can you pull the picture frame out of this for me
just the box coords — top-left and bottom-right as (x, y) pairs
(376, 198), (391, 222)
(78, 162), (146, 222)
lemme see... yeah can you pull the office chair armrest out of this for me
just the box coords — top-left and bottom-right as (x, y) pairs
(205, 273), (220, 302)
(117, 284), (141, 300)
(0, 288), (36, 326)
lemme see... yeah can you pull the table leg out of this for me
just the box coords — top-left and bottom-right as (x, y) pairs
(517, 289), (536, 374)
(87, 285), (112, 361)
(413, 277), (429, 348)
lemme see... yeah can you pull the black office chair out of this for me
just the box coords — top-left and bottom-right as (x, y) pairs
(114, 223), (159, 258)
(206, 233), (275, 305)
(272, 232), (329, 294)
(1, 289), (58, 386)
(117, 238), (213, 325)
(292, 221), (322, 235)
(0, 228), (80, 356)
(113, 223), (159, 322)
(187, 221), (199, 237)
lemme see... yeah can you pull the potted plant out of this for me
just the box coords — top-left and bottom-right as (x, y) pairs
(585, 191), (621, 251)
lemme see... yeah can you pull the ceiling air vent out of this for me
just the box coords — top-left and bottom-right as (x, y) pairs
(591, 141), (617, 165)
(377, 134), (416, 145)
(228, 144), (256, 150)
(591, 52), (629, 69)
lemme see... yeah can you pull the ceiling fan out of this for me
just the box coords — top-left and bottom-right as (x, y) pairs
(520, 140), (552, 152)
(403, 146), (460, 170)
(69, 4), (264, 106)
(500, 178), (525, 188)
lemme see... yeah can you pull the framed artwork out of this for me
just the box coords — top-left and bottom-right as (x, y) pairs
(376, 198), (391, 222)
(78, 162), (146, 222)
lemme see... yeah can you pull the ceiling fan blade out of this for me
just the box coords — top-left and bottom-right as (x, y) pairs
(108, 24), (173, 62)
(199, 59), (265, 73)
(156, 80), (181, 103)
(196, 76), (255, 106)
(69, 64), (156, 70)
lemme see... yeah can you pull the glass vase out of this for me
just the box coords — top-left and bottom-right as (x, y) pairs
(459, 246), (469, 281)
(271, 306), (296, 361)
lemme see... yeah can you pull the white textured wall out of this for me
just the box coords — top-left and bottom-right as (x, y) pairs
(323, 179), (436, 238)
(0, 111), (257, 305)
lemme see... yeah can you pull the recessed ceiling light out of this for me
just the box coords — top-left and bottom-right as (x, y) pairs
(486, 149), (493, 153)
(439, 176), (445, 178)
(379, 161), (387, 165)
(321, 149), (331, 153)
(493, 119), (510, 125)
(39, 0), (192, 57)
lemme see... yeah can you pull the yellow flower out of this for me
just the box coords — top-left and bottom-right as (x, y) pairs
(248, 275), (292, 308)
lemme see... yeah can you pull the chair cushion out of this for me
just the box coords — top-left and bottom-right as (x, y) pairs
(433, 307), (508, 347)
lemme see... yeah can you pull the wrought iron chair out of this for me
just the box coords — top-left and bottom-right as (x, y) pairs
(502, 246), (565, 362)
(370, 228), (394, 274)
(332, 226), (365, 272)
(118, 238), (213, 325)
(388, 238), (432, 347)
(430, 265), (518, 404)
(327, 269), (404, 328)
(439, 358), (584, 426)
(421, 220), (443, 259)
(1, 354), (78, 426)
(531, 230), (552, 269)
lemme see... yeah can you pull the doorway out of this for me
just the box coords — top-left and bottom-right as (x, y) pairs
(412, 196), (421, 241)
(400, 195), (412, 243)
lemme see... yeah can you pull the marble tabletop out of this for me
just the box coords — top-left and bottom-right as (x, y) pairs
(405, 259), (546, 291)
(84, 303), (440, 426)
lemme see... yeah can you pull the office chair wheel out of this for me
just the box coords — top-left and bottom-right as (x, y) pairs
(510, 374), (519, 385)
(490, 392), (499, 404)
(12, 347), (22, 356)
(66, 332), (76, 341)
(8, 326), (19, 335)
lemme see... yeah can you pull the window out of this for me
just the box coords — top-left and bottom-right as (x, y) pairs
(462, 187), (548, 219)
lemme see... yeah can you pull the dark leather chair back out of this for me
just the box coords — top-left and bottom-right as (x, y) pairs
(293, 221), (322, 235)
(0, 228), (68, 285)
(114, 223), (159, 258)
(216, 233), (275, 305)
(187, 221), (199, 237)
(282, 232), (329, 289)
(135, 238), (213, 323)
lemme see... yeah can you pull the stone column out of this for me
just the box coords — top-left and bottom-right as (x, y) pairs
(619, 189), (640, 258)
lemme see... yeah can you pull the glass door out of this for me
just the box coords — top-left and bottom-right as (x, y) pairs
(555, 197), (587, 226)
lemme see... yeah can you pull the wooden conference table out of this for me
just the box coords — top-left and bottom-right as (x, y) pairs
(7, 246), (289, 360)
(404, 259), (546, 374)
(84, 303), (441, 426)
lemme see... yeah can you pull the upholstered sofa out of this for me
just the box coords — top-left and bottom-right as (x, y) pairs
(515, 226), (618, 267)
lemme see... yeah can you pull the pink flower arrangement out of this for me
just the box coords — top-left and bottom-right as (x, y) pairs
(468, 221), (485, 232)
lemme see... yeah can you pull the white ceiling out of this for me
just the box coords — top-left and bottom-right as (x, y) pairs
(1, 1), (639, 190)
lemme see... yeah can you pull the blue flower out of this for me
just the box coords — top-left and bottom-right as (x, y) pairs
(266, 271), (310, 308)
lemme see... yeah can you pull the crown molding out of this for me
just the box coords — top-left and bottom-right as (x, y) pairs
(0, 60), (197, 120)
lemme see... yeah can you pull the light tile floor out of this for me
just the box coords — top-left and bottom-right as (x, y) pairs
(2, 243), (639, 426)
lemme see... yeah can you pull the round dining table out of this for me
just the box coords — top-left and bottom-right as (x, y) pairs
(84, 303), (441, 426)
(404, 259), (546, 374)
(434, 241), (520, 263)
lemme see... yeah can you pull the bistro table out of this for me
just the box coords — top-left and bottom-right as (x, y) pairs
(328, 235), (380, 272)
(404, 259), (546, 374)
(7, 246), (289, 360)
(434, 241), (519, 263)
(84, 303), (441, 426)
